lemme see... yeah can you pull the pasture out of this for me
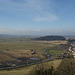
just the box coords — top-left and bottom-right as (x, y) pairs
(0, 38), (67, 75)
(46, 50), (65, 55)
(0, 40), (67, 63)
(0, 40), (67, 51)
(0, 41), (55, 51)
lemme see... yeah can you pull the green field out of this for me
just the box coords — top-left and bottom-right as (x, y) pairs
(0, 41), (54, 51)
(46, 49), (65, 55)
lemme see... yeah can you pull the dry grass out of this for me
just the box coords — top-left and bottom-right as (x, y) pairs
(0, 41), (67, 51)
(36, 41), (67, 45)
(0, 53), (13, 63)
(0, 41), (54, 51)
(0, 40), (67, 63)
(0, 65), (35, 75)
(0, 60), (62, 75)
(4, 50), (44, 59)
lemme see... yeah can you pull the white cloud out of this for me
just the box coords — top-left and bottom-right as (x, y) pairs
(0, 0), (49, 12)
(33, 29), (41, 32)
(34, 13), (58, 22)
(0, 0), (58, 22)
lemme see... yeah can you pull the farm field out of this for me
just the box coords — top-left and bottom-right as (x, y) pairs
(46, 49), (65, 55)
(0, 41), (56, 51)
(0, 53), (13, 63)
(0, 59), (62, 75)
(0, 38), (68, 75)
(0, 40), (67, 63)
(0, 40), (67, 51)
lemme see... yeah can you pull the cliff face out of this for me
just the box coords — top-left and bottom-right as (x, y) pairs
(33, 36), (66, 41)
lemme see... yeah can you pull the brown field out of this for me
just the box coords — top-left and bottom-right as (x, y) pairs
(0, 53), (13, 63)
(3, 49), (44, 59)
(37, 40), (67, 45)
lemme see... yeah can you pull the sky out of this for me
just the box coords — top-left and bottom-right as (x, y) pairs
(0, 0), (75, 35)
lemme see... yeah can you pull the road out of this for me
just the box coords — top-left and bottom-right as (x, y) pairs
(0, 46), (63, 70)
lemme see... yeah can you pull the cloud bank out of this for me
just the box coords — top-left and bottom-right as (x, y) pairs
(0, 27), (74, 36)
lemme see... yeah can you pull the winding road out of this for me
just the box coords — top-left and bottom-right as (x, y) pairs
(0, 45), (64, 70)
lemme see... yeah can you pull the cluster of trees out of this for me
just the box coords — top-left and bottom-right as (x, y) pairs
(29, 58), (75, 75)
(57, 59), (75, 75)
(68, 39), (75, 42)
(33, 36), (66, 41)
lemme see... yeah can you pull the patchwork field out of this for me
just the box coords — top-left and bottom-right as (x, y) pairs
(0, 40), (67, 63)
(0, 39), (68, 75)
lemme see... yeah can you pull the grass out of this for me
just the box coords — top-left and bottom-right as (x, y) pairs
(3, 49), (45, 59)
(0, 40), (55, 62)
(0, 40), (67, 62)
(46, 50), (65, 55)
(0, 53), (12, 63)
(57, 58), (75, 75)
(0, 41), (55, 51)
(0, 59), (62, 75)
(0, 39), (65, 75)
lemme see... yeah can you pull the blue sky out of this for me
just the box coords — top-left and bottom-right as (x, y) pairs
(0, 0), (75, 35)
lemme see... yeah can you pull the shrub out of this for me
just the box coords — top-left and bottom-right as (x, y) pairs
(29, 58), (75, 75)
(29, 63), (57, 75)
(57, 58), (75, 75)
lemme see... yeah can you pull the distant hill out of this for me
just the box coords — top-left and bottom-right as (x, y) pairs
(0, 34), (40, 42)
(32, 36), (66, 41)
(68, 39), (75, 42)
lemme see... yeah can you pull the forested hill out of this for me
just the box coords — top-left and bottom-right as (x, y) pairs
(32, 36), (66, 41)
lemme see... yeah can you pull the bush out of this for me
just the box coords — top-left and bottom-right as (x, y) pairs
(57, 58), (75, 75)
(29, 63), (57, 75)
(29, 59), (75, 75)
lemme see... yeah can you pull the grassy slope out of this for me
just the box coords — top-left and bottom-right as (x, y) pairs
(0, 60), (62, 75)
